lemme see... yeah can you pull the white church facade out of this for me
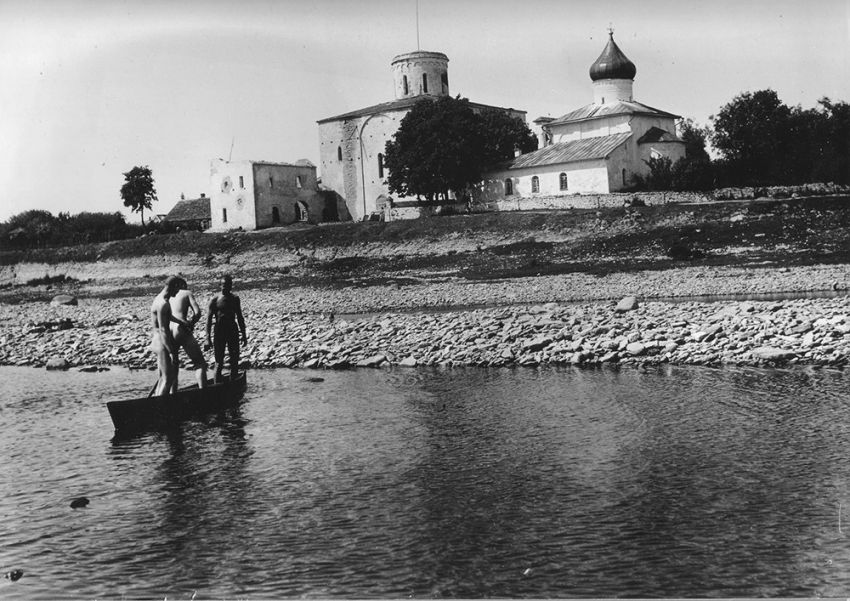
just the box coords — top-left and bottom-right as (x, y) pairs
(475, 31), (685, 202)
(317, 50), (526, 222)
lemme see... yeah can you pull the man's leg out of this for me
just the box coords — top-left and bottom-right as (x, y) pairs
(228, 333), (240, 379)
(154, 344), (173, 396)
(213, 330), (225, 384)
(182, 333), (208, 389)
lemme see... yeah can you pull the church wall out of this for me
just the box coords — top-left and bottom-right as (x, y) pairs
(209, 159), (257, 231)
(319, 111), (407, 222)
(475, 159), (611, 203)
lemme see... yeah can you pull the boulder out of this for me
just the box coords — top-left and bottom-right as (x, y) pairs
(615, 296), (639, 313)
(522, 336), (552, 352)
(357, 353), (386, 368)
(625, 342), (646, 356)
(46, 357), (70, 370)
(399, 356), (417, 367)
(752, 347), (796, 362)
(50, 294), (77, 306)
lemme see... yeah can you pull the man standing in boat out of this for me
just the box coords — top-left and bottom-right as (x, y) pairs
(150, 276), (184, 396)
(168, 277), (208, 392)
(206, 274), (247, 383)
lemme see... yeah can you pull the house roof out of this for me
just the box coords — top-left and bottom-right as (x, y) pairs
(547, 100), (680, 126)
(637, 126), (684, 144)
(164, 198), (210, 222)
(317, 96), (525, 124)
(497, 133), (632, 170)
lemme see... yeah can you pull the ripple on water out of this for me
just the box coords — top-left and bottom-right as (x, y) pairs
(1, 365), (850, 598)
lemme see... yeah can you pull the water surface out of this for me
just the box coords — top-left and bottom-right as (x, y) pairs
(1, 365), (850, 598)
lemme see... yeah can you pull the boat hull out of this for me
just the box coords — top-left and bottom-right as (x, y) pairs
(107, 373), (247, 432)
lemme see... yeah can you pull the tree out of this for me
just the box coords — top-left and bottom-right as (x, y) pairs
(120, 165), (158, 225)
(384, 96), (538, 203)
(478, 107), (538, 165)
(671, 118), (714, 191)
(384, 96), (485, 202)
(711, 89), (791, 186)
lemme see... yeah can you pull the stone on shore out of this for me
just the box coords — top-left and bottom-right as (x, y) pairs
(752, 347), (797, 362)
(615, 296), (639, 313)
(50, 294), (78, 306)
(46, 357), (70, 370)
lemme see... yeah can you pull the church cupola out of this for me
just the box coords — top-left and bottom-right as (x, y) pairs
(391, 51), (449, 100)
(589, 30), (636, 104)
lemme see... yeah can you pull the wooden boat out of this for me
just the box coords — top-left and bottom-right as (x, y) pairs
(107, 372), (247, 432)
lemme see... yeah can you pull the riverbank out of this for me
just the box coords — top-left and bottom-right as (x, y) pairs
(2, 196), (849, 371)
(2, 261), (848, 370)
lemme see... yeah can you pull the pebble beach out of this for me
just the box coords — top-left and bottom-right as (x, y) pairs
(3, 262), (849, 371)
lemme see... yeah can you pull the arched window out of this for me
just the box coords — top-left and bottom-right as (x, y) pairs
(441, 72), (449, 94)
(337, 146), (342, 161)
(403, 75), (409, 96)
(422, 73), (428, 94)
(296, 175), (302, 189)
(505, 179), (513, 196)
(559, 172), (568, 191)
(378, 153), (384, 178)
(295, 201), (308, 222)
(531, 176), (539, 193)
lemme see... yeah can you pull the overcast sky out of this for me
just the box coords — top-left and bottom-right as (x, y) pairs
(1, 0), (847, 223)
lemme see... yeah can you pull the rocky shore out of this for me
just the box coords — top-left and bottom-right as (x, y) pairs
(2, 263), (848, 372)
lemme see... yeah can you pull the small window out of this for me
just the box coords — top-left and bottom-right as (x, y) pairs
(422, 73), (428, 94)
(269, 176), (274, 188)
(378, 153), (384, 178)
(622, 169), (627, 187)
(337, 146), (342, 161)
(239, 176), (244, 189)
(601, 96), (605, 104)
(531, 176), (539, 193)
(222, 208), (228, 223)
(559, 172), (568, 191)
(296, 175), (302, 189)
(505, 179), (513, 196)
(441, 72), (448, 94)
(403, 75), (409, 96)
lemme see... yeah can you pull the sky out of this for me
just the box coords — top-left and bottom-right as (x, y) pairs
(1, 0), (848, 223)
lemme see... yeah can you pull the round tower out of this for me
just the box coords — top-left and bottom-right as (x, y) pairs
(391, 51), (449, 100)
(589, 30), (636, 104)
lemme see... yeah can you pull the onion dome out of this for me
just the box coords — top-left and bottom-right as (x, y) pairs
(589, 31), (636, 81)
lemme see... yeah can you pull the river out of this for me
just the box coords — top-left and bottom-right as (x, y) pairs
(1, 364), (849, 598)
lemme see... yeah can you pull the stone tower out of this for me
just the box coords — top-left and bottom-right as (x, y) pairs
(391, 50), (450, 100)
(589, 30), (637, 105)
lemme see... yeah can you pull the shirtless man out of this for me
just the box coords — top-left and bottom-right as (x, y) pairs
(168, 277), (208, 392)
(206, 274), (247, 383)
(150, 276), (184, 396)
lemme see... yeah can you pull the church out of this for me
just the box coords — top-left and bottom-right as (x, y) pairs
(317, 50), (526, 221)
(476, 31), (685, 202)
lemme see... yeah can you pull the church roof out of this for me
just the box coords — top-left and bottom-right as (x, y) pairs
(548, 100), (680, 126)
(165, 197), (210, 222)
(637, 126), (683, 144)
(589, 31), (636, 81)
(317, 96), (525, 123)
(497, 133), (632, 170)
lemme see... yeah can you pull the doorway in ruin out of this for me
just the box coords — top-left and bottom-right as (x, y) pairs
(295, 201), (309, 222)
(271, 206), (281, 224)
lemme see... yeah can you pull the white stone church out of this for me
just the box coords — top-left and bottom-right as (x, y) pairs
(476, 31), (685, 202)
(317, 51), (526, 221)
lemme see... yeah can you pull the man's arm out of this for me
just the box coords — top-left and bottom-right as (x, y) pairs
(157, 303), (175, 355)
(206, 297), (216, 346)
(235, 297), (247, 345)
(188, 292), (202, 327)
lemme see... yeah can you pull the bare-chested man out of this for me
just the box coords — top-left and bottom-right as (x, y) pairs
(150, 276), (184, 396)
(168, 277), (208, 392)
(206, 274), (247, 383)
